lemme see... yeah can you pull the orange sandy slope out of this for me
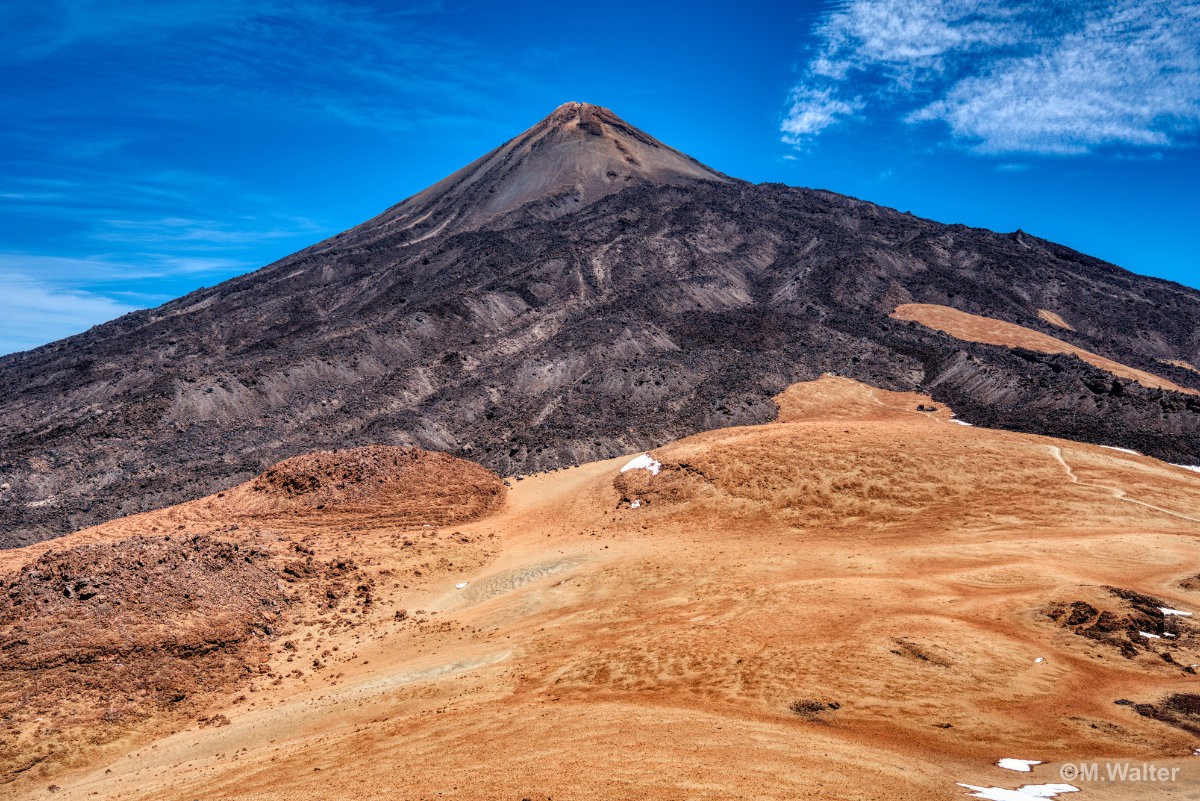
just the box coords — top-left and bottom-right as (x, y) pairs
(893, 303), (1198, 396)
(4, 377), (1200, 801)
(1036, 309), (1074, 331)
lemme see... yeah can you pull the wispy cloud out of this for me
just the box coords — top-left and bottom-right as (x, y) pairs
(0, 271), (142, 355)
(783, 0), (1200, 155)
(92, 215), (325, 247)
(781, 88), (863, 141)
(0, 253), (247, 284)
(0, 167), (325, 277)
(0, 0), (572, 354)
(0, 252), (254, 355)
(0, 0), (521, 134)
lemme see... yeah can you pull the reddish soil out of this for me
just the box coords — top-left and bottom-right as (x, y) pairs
(1037, 309), (1075, 331)
(0, 446), (503, 786)
(892, 302), (1197, 395)
(231, 445), (506, 525)
(3, 381), (1200, 800)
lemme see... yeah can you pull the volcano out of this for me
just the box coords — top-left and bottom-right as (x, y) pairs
(356, 101), (728, 238)
(1, 102), (1198, 546)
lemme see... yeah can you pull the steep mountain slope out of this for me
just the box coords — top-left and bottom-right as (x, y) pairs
(334, 100), (727, 241)
(2, 102), (1199, 546)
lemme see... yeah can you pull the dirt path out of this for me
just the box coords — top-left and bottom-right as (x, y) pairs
(1050, 444), (1200, 524)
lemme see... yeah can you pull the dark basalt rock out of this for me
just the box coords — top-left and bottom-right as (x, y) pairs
(1, 103), (1198, 546)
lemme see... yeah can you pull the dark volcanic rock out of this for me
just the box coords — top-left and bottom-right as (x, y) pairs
(1044, 586), (1194, 662)
(1133, 694), (1200, 737)
(1, 102), (1199, 546)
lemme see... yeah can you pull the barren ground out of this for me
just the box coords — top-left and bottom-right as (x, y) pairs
(892, 303), (1198, 396)
(3, 377), (1200, 800)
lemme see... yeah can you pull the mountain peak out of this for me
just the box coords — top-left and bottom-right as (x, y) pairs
(332, 103), (730, 247)
(547, 100), (599, 120)
(543, 101), (639, 137)
(537, 101), (684, 150)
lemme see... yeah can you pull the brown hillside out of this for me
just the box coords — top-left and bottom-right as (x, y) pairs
(0, 447), (505, 782)
(4, 378), (1200, 800)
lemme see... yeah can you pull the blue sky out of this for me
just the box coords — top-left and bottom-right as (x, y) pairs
(1, 0), (1198, 355)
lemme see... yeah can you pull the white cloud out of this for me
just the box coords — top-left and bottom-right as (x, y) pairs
(0, 0), (521, 135)
(0, 271), (141, 355)
(93, 215), (325, 246)
(0, 253), (245, 283)
(809, 0), (1025, 81)
(781, 88), (863, 141)
(0, 252), (252, 355)
(784, 0), (1200, 155)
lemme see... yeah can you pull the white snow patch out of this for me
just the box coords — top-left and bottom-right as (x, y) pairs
(1100, 445), (1140, 455)
(949, 419), (974, 426)
(1034, 657), (1044, 664)
(1165, 632), (1177, 637)
(629, 499), (642, 509)
(958, 784), (1078, 801)
(455, 582), (468, 589)
(1139, 631), (1162, 639)
(1161, 607), (1193, 617)
(1172, 464), (1200, 474)
(997, 759), (1042, 772)
(620, 453), (662, 475)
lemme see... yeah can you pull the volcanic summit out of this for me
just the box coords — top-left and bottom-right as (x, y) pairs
(340, 101), (729, 241)
(0, 103), (1198, 545)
